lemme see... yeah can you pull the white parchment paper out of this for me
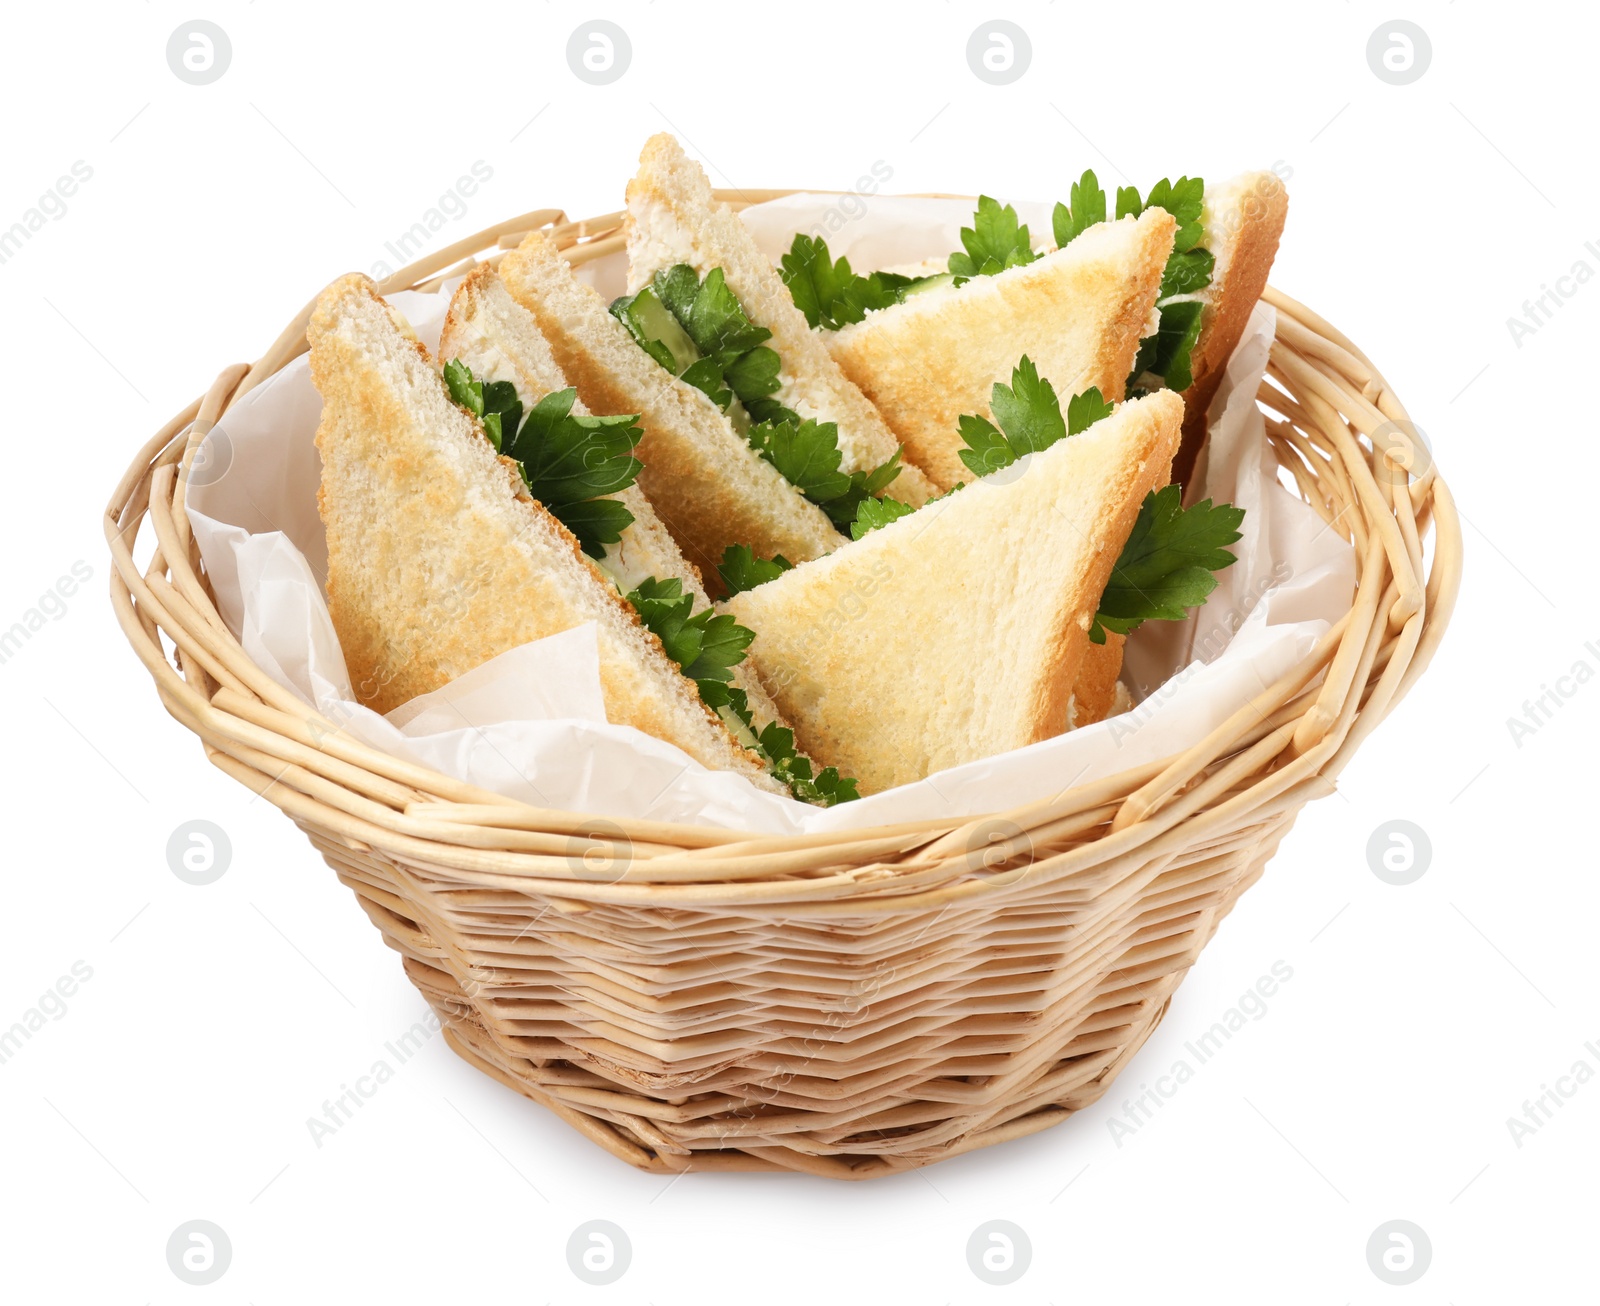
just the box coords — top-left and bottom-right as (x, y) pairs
(186, 195), (1356, 835)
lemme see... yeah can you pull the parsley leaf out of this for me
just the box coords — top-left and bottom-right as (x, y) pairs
(611, 265), (779, 411)
(442, 362), (643, 558)
(721, 344), (783, 404)
(680, 266), (772, 358)
(718, 545), (793, 596)
(949, 196), (1039, 279)
(779, 234), (909, 331)
(1066, 385), (1116, 435)
(990, 355), (1066, 455)
(1143, 176), (1207, 253)
(1127, 298), (1205, 394)
(625, 577), (753, 686)
(1052, 169), (1107, 248)
(747, 417), (853, 504)
(957, 357), (1112, 478)
(851, 496), (914, 539)
(755, 717), (860, 806)
(1159, 247), (1216, 299)
(744, 418), (904, 529)
(677, 356), (733, 410)
(615, 262), (910, 537)
(1090, 485), (1244, 643)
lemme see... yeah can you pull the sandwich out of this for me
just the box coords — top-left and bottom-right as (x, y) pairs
(779, 168), (1288, 491)
(308, 272), (857, 804)
(613, 135), (939, 513)
(723, 362), (1243, 796)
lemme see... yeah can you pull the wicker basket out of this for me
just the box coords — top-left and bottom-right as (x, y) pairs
(105, 194), (1460, 1179)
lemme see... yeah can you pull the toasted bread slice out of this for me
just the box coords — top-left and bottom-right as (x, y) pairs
(1172, 170), (1289, 485)
(437, 264), (790, 734)
(309, 272), (782, 792)
(624, 132), (938, 507)
(497, 231), (842, 585)
(725, 391), (1184, 794)
(827, 209), (1176, 492)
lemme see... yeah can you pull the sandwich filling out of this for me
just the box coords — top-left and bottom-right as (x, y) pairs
(442, 357), (858, 806)
(610, 266), (905, 537)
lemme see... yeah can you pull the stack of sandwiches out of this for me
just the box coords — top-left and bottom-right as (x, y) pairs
(309, 135), (1284, 801)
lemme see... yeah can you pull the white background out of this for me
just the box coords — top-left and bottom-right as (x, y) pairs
(2, 1), (1594, 1301)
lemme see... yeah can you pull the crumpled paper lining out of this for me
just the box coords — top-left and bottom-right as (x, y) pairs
(185, 194), (1356, 835)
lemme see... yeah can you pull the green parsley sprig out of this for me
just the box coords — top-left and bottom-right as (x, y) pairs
(850, 496), (915, 539)
(1048, 169), (1217, 394)
(780, 235), (913, 331)
(1090, 486), (1244, 643)
(718, 545), (793, 596)
(949, 196), (1039, 280)
(442, 360), (642, 558)
(612, 265), (783, 413)
(744, 419), (905, 530)
(950, 355), (1244, 640)
(956, 356), (1112, 478)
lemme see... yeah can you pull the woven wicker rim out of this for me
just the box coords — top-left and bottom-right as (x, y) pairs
(104, 192), (1462, 913)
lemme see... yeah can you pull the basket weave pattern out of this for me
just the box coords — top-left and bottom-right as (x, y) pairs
(105, 196), (1460, 1178)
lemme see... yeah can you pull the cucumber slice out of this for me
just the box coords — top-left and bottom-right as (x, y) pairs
(611, 286), (701, 374)
(898, 272), (956, 300)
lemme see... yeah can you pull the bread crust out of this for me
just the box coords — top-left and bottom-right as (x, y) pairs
(1172, 171), (1288, 487)
(828, 209), (1175, 492)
